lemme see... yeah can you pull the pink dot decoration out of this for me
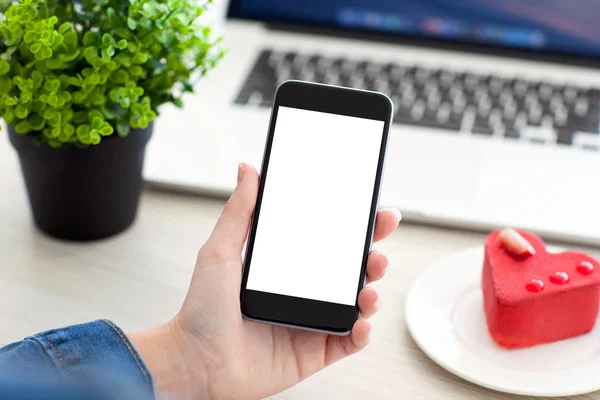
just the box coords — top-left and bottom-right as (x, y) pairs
(549, 272), (569, 285)
(526, 279), (544, 293)
(577, 261), (594, 275)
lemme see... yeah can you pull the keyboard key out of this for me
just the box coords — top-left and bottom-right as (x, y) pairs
(530, 137), (548, 145)
(573, 132), (600, 148)
(474, 89), (489, 104)
(439, 71), (456, 88)
(473, 125), (494, 135)
(313, 70), (327, 84)
(464, 74), (480, 89)
(364, 75), (377, 91)
(489, 77), (507, 95)
(366, 62), (382, 77)
(266, 50), (281, 67)
(427, 92), (441, 110)
(505, 129), (520, 139)
(411, 100), (425, 120)
(375, 80), (390, 93)
(355, 61), (368, 73)
(473, 116), (494, 135)
(514, 80), (528, 97)
(503, 102), (517, 120)
(564, 86), (578, 103)
(542, 114), (555, 128)
(308, 55), (321, 64)
(478, 101), (492, 117)
(524, 91), (539, 108)
(401, 89), (416, 105)
(234, 91), (251, 105)
(575, 97), (589, 116)
(503, 116), (521, 139)
(317, 57), (333, 72)
(294, 54), (310, 66)
(554, 109), (568, 127)
(550, 94), (565, 112)
(589, 89), (600, 100)
(283, 52), (297, 63)
(339, 67), (353, 82)
(415, 68), (431, 83)
(331, 58), (344, 67)
(539, 84), (554, 101)
(522, 126), (556, 142)
(448, 84), (464, 100)
(247, 91), (264, 106)
(556, 130), (573, 145)
(394, 101), (412, 119)
(453, 97), (467, 113)
(528, 107), (543, 125)
(437, 108), (451, 124)
(489, 109), (502, 125)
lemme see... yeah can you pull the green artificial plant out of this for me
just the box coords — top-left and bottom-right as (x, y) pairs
(0, 0), (222, 146)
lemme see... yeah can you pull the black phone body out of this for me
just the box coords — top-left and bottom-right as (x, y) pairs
(240, 81), (393, 334)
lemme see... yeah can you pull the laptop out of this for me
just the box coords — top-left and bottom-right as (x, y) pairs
(144, 0), (600, 245)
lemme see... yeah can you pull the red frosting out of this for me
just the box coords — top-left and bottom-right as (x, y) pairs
(482, 229), (600, 349)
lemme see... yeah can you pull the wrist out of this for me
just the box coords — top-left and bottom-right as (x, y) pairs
(129, 318), (208, 400)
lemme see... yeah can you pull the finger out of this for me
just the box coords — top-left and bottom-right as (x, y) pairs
(208, 163), (259, 254)
(324, 319), (371, 366)
(357, 287), (381, 319)
(366, 250), (388, 284)
(350, 318), (372, 349)
(373, 209), (401, 242)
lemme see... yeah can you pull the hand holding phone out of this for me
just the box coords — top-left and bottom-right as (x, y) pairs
(132, 82), (399, 400)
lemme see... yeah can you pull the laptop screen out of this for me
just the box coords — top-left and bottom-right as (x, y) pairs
(228, 0), (600, 60)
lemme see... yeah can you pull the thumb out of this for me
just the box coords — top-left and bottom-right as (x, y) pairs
(208, 163), (259, 255)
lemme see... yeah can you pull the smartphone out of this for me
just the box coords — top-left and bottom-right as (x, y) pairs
(240, 81), (393, 334)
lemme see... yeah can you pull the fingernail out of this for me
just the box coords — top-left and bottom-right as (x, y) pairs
(392, 208), (402, 223)
(237, 163), (245, 185)
(375, 298), (382, 311)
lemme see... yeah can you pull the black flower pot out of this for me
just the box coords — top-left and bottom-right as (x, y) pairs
(8, 124), (153, 241)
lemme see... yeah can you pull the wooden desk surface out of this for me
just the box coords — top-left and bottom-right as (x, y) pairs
(0, 143), (599, 400)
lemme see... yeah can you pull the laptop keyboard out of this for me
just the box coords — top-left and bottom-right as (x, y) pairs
(234, 49), (600, 150)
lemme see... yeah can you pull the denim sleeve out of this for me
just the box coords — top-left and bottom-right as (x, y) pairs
(0, 320), (154, 400)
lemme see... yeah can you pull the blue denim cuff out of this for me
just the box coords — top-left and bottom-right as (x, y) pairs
(27, 320), (154, 399)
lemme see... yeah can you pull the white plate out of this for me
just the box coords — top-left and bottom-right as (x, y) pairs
(405, 245), (600, 397)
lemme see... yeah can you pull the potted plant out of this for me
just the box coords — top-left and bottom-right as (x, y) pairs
(0, 0), (222, 240)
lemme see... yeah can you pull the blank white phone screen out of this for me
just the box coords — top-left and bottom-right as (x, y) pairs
(246, 106), (385, 306)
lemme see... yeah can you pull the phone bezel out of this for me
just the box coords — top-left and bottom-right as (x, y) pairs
(240, 80), (393, 334)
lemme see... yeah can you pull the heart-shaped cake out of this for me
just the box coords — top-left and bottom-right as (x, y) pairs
(482, 229), (600, 349)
